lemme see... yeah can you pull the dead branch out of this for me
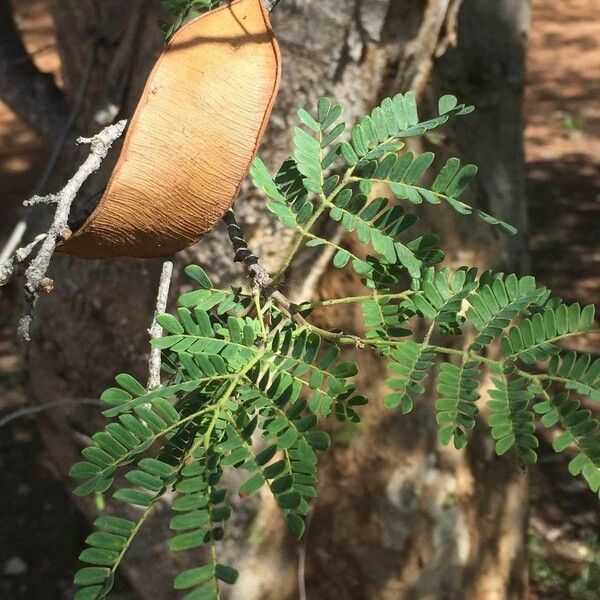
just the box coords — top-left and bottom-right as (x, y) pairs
(147, 260), (174, 389)
(16, 120), (127, 341)
(0, 398), (102, 430)
(435, 0), (463, 57)
(0, 234), (46, 286)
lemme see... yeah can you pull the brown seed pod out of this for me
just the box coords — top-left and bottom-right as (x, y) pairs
(58, 0), (281, 259)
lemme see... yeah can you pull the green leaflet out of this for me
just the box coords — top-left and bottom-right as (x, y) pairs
(384, 341), (436, 413)
(436, 359), (481, 449)
(466, 274), (548, 351)
(409, 267), (478, 333)
(488, 366), (537, 465)
(548, 351), (600, 401)
(502, 303), (596, 364)
(535, 392), (600, 496)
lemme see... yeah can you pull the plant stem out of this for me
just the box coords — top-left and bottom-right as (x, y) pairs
(202, 351), (266, 447)
(147, 259), (174, 389)
(303, 290), (414, 309)
(271, 168), (355, 287)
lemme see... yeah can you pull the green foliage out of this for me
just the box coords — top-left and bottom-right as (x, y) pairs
(161, 0), (220, 40)
(436, 358), (480, 449)
(72, 89), (599, 598)
(384, 341), (436, 413)
(488, 365), (538, 464)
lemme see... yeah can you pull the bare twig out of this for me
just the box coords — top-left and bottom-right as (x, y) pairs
(23, 194), (59, 207)
(435, 0), (463, 57)
(16, 120), (127, 341)
(147, 260), (174, 389)
(0, 220), (29, 265)
(0, 234), (46, 286)
(0, 398), (102, 430)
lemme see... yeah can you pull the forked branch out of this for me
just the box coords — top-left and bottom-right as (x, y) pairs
(14, 120), (127, 340)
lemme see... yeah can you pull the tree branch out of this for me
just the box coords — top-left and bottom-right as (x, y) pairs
(15, 120), (127, 341)
(147, 260), (174, 389)
(222, 208), (342, 342)
(223, 208), (273, 290)
(0, 233), (46, 286)
(0, 398), (102, 430)
(0, 0), (68, 139)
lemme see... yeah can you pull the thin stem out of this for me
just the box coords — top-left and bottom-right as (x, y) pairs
(422, 320), (436, 346)
(304, 290), (414, 309)
(223, 208), (272, 290)
(202, 351), (266, 447)
(105, 432), (207, 585)
(295, 315), (600, 391)
(254, 291), (268, 339)
(270, 202), (327, 289)
(271, 168), (355, 287)
(147, 260), (174, 389)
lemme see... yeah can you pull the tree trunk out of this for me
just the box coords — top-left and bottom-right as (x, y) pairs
(21, 1), (529, 598)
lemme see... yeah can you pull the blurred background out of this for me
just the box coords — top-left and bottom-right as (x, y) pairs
(0, 0), (599, 598)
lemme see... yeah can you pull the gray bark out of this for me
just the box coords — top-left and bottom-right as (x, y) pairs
(431, 0), (532, 274)
(21, 1), (530, 598)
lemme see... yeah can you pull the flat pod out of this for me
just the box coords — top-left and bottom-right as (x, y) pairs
(58, 0), (281, 259)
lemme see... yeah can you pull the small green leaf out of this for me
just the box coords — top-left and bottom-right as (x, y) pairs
(333, 249), (350, 268)
(74, 567), (110, 586)
(114, 374), (146, 395)
(287, 513), (305, 539)
(156, 313), (184, 335)
(239, 473), (265, 495)
(174, 565), (215, 590)
(340, 142), (358, 165)
(297, 108), (320, 132)
(495, 435), (515, 456)
(79, 548), (118, 567)
(94, 516), (135, 536)
(185, 265), (213, 288)
(215, 564), (239, 585)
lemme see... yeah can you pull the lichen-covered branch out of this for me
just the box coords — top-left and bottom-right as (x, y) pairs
(147, 260), (174, 389)
(0, 234), (46, 286)
(16, 120), (127, 340)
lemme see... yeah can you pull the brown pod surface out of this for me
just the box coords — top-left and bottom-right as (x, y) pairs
(58, 0), (281, 259)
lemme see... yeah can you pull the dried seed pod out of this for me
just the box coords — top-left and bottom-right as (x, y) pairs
(58, 0), (281, 259)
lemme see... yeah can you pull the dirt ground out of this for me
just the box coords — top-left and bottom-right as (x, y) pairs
(0, 0), (599, 598)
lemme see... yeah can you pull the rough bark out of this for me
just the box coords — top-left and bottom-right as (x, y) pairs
(20, 1), (530, 598)
(0, 0), (68, 139)
(431, 0), (532, 274)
